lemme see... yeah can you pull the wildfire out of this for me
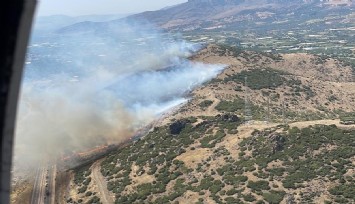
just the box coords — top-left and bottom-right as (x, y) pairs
(77, 145), (109, 157)
(60, 145), (109, 162)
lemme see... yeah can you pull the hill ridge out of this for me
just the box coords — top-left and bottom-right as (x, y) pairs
(64, 44), (355, 204)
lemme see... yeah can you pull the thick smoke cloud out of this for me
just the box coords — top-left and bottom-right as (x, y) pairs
(13, 20), (224, 174)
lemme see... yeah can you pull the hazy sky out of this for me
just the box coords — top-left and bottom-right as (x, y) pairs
(37, 0), (188, 16)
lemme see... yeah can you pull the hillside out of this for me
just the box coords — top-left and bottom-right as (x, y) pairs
(174, 44), (355, 122)
(57, 0), (354, 34)
(63, 45), (355, 204)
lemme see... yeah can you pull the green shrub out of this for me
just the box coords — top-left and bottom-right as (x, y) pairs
(247, 180), (270, 191)
(200, 130), (226, 148)
(224, 69), (288, 90)
(199, 100), (213, 108)
(243, 193), (256, 202)
(226, 188), (238, 196)
(85, 191), (92, 197)
(217, 44), (244, 57)
(74, 165), (91, 185)
(215, 98), (244, 112)
(225, 197), (239, 203)
(87, 196), (100, 204)
(78, 185), (87, 194)
(263, 190), (286, 203)
(329, 184), (355, 199)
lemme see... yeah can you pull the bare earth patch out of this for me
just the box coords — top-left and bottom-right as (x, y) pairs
(129, 163), (155, 189)
(176, 148), (213, 169)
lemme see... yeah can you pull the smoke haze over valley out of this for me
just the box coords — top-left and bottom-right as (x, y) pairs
(13, 20), (224, 173)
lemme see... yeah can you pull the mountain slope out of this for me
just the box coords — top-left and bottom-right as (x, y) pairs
(57, 0), (353, 34)
(125, 0), (304, 28)
(59, 0), (322, 33)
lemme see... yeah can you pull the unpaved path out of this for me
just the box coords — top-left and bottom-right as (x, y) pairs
(237, 119), (355, 134)
(205, 92), (220, 115)
(91, 160), (114, 204)
(48, 164), (56, 204)
(289, 119), (355, 129)
(31, 165), (47, 204)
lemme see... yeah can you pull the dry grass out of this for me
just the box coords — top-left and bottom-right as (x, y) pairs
(176, 148), (213, 169)
(10, 181), (33, 204)
(128, 163), (155, 190)
(183, 44), (355, 119)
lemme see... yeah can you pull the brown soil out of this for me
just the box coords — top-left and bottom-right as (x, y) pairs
(54, 170), (71, 204)
(10, 181), (33, 204)
(176, 148), (213, 169)
(127, 162), (156, 192)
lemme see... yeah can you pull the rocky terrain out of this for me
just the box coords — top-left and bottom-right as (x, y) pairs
(64, 44), (355, 204)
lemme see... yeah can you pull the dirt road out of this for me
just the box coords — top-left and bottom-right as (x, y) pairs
(30, 166), (47, 204)
(289, 119), (355, 129)
(30, 163), (56, 204)
(91, 160), (114, 204)
(47, 165), (56, 204)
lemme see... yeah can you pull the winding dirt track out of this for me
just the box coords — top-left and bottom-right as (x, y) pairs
(91, 160), (114, 204)
(288, 119), (355, 129)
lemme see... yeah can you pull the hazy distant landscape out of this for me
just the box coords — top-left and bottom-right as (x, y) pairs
(12, 0), (355, 203)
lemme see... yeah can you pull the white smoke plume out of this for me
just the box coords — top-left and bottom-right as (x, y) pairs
(13, 20), (224, 173)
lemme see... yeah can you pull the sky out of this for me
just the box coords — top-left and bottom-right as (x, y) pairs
(37, 0), (188, 16)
